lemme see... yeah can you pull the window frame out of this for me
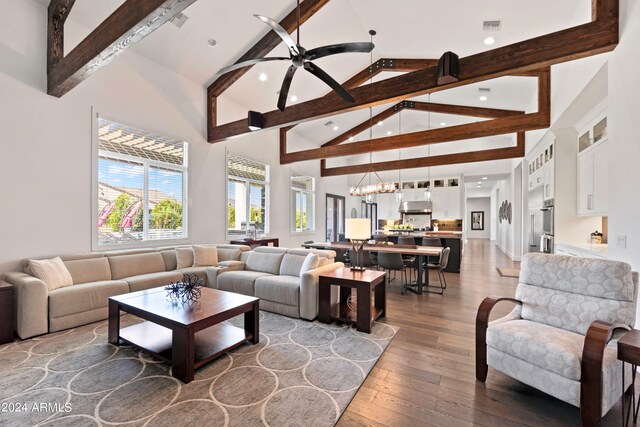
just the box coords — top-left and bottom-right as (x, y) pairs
(290, 172), (316, 235)
(92, 113), (189, 250)
(225, 152), (270, 239)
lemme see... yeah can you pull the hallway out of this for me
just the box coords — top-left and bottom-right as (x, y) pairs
(339, 239), (625, 426)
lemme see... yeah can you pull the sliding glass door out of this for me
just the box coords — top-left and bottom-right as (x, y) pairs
(326, 194), (345, 242)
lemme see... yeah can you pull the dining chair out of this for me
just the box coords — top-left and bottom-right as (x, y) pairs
(397, 236), (417, 282)
(377, 252), (408, 286)
(422, 237), (442, 264)
(425, 247), (450, 294)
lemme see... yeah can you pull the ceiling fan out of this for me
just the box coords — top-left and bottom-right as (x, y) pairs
(216, 0), (374, 112)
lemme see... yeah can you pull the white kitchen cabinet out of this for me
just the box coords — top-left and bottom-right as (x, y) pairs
(542, 161), (554, 200)
(377, 193), (401, 220)
(577, 140), (608, 215)
(431, 186), (462, 219)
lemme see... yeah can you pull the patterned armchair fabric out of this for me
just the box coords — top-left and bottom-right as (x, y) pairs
(517, 253), (636, 335)
(483, 253), (637, 418)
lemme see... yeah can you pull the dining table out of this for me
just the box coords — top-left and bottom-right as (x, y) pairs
(302, 242), (443, 295)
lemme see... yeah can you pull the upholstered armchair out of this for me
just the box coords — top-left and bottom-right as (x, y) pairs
(476, 253), (638, 426)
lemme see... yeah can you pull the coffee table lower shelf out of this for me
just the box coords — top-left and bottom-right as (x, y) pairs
(119, 321), (252, 368)
(329, 302), (384, 325)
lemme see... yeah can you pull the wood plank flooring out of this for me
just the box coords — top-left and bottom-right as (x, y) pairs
(338, 239), (626, 427)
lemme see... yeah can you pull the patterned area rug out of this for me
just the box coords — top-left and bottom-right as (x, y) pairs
(0, 312), (396, 426)
(496, 267), (521, 278)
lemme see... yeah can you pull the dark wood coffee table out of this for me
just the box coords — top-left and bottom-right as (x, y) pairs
(108, 287), (259, 383)
(318, 268), (386, 333)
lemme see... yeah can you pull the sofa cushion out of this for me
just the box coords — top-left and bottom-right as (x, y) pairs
(217, 271), (272, 296)
(279, 254), (307, 277)
(177, 267), (208, 284)
(125, 271), (184, 293)
(487, 319), (590, 380)
(49, 280), (129, 319)
(161, 250), (178, 271)
(300, 253), (320, 276)
(287, 248), (336, 260)
(193, 245), (218, 267)
(64, 257), (112, 285)
(176, 247), (194, 269)
(109, 252), (166, 280)
(255, 275), (300, 307)
(29, 257), (73, 292)
(245, 252), (284, 275)
(217, 248), (242, 262)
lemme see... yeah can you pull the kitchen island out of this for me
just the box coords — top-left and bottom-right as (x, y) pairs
(376, 231), (462, 273)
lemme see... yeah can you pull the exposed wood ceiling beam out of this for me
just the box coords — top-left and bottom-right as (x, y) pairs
(280, 69), (549, 164)
(208, 0), (617, 143)
(341, 58), (438, 90)
(320, 133), (525, 177)
(47, 0), (76, 76)
(48, 0), (198, 97)
(207, 0), (332, 99)
(319, 100), (525, 148)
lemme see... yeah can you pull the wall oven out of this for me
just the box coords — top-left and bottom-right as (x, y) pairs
(540, 199), (554, 253)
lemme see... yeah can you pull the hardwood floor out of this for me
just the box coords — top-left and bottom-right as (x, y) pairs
(338, 239), (626, 427)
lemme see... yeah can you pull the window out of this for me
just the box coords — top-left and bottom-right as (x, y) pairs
(96, 118), (187, 246)
(291, 173), (315, 233)
(227, 154), (269, 236)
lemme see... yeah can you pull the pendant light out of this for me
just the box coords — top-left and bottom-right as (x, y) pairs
(396, 109), (403, 203)
(424, 94), (433, 202)
(349, 30), (394, 200)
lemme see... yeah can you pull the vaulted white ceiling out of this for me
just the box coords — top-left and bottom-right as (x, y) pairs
(58, 0), (592, 178)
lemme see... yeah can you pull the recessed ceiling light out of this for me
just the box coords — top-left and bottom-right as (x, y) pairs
(440, 122), (446, 126)
(477, 181), (482, 184)
(348, 136), (354, 141)
(332, 125), (339, 131)
(290, 95), (298, 103)
(479, 95), (488, 101)
(386, 131), (393, 136)
(484, 36), (496, 46)
(482, 177), (488, 180)
(377, 121), (384, 126)
(207, 39), (217, 47)
(258, 73), (268, 82)
(479, 88), (491, 101)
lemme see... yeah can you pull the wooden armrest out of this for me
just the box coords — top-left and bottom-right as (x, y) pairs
(580, 320), (631, 426)
(475, 296), (522, 382)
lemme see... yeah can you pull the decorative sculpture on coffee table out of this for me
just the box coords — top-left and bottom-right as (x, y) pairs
(165, 273), (203, 304)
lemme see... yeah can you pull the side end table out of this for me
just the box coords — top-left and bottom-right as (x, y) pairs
(318, 268), (386, 333)
(0, 281), (15, 344)
(618, 329), (640, 426)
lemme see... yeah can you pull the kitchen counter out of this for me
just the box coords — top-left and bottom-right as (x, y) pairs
(377, 230), (463, 239)
(555, 243), (608, 258)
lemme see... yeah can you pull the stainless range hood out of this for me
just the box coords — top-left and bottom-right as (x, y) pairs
(399, 201), (433, 213)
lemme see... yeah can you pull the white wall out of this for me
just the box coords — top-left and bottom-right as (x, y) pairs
(466, 197), (491, 239)
(608, 0), (640, 270)
(0, 0), (347, 273)
(493, 177), (517, 259)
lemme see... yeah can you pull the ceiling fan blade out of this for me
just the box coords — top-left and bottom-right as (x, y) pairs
(216, 57), (289, 75)
(277, 65), (298, 112)
(305, 42), (375, 61)
(254, 15), (299, 56)
(303, 62), (355, 103)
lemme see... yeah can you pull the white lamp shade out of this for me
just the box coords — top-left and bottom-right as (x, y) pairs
(345, 218), (371, 240)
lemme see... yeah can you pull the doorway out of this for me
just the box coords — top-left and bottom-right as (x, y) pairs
(361, 201), (378, 237)
(326, 194), (345, 242)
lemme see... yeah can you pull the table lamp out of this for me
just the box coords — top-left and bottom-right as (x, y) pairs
(345, 218), (371, 271)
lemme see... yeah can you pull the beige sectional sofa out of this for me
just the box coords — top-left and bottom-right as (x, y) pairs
(3, 244), (250, 339)
(215, 247), (342, 320)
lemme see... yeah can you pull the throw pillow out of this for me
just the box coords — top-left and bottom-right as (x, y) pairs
(29, 257), (73, 292)
(193, 245), (218, 267)
(299, 253), (320, 277)
(176, 247), (194, 269)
